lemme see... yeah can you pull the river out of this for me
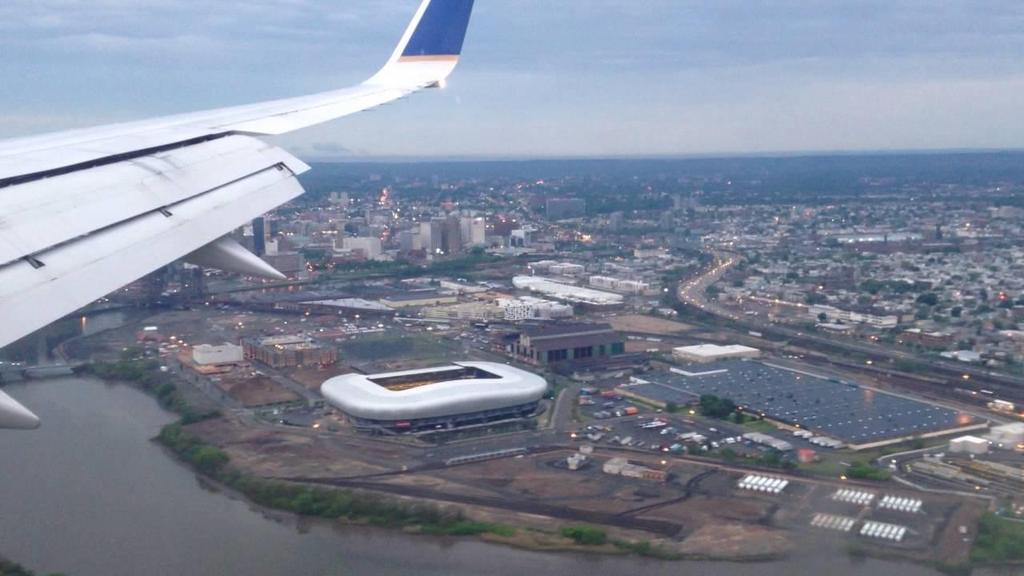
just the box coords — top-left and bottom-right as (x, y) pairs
(0, 378), (986, 576)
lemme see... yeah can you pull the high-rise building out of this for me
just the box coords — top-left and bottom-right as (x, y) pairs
(421, 219), (445, 254)
(470, 217), (486, 246)
(398, 230), (421, 252)
(443, 216), (463, 256)
(252, 217), (267, 256)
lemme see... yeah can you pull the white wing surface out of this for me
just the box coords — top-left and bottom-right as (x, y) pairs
(0, 0), (476, 429)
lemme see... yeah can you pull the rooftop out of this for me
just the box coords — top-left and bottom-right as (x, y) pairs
(673, 344), (760, 358)
(303, 298), (394, 311)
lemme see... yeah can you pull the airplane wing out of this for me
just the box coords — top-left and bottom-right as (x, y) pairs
(0, 0), (476, 429)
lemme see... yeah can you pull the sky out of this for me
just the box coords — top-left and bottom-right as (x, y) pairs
(2, 0), (1024, 159)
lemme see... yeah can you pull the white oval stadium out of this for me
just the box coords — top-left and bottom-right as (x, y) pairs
(320, 362), (548, 433)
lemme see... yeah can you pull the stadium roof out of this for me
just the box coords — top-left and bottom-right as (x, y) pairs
(321, 361), (547, 421)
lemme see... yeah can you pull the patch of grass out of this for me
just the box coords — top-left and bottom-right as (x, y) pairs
(846, 461), (892, 482)
(798, 459), (848, 478)
(422, 521), (516, 537)
(742, 419), (778, 434)
(613, 539), (681, 560)
(971, 512), (1024, 564)
(560, 525), (607, 546)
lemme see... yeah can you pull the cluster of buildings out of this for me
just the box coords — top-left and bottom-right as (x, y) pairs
(242, 335), (338, 368)
(697, 201), (1024, 367)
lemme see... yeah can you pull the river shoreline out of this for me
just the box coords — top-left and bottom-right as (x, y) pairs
(0, 377), (970, 576)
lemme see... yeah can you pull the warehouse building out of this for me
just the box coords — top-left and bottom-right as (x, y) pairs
(379, 290), (458, 309)
(512, 276), (623, 308)
(192, 343), (244, 366)
(242, 335), (338, 368)
(672, 344), (761, 363)
(988, 423), (1024, 449)
(513, 323), (625, 365)
(950, 435), (989, 455)
(283, 298), (396, 318)
(320, 362), (547, 433)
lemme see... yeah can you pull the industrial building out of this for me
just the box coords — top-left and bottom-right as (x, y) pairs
(602, 457), (667, 482)
(513, 323), (625, 365)
(672, 344), (761, 363)
(529, 261), (586, 277)
(497, 297), (573, 321)
(379, 290), (458, 309)
(320, 362), (547, 433)
(242, 335), (338, 368)
(950, 435), (990, 455)
(192, 343), (244, 366)
(512, 276), (623, 307)
(988, 422), (1024, 449)
(283, 298), (396, 318)
(588, 275), (651, 295)
(808, 304), (900, 329)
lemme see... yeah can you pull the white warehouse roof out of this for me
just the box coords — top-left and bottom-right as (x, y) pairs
(512, 276), (623, 306)
(320, 361), (547, 422)
(673, 344), (761, 361)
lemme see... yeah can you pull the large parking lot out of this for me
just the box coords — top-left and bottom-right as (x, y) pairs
(576, 391), (765, 457)
(628, 360), (972, 445)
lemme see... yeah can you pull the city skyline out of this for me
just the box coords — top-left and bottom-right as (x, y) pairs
(3, 1), (1024, 158)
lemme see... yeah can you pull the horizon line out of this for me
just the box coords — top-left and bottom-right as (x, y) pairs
(300, 146), (1024, 164)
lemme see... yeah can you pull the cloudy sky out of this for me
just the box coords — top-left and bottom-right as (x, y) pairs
(2, 0), (1024, 158)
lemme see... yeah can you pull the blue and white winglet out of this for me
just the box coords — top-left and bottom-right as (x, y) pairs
(0, 0), (476, 429)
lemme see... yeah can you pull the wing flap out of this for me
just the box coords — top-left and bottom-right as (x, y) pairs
(0, 135), (308, 267)
(0, 160), (305, 349)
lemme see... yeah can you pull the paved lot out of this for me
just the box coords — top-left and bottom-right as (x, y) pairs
(629, 360), (971, 444)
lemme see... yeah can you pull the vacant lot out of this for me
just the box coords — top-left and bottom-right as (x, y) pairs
(340, 334), (460, 370)
(609, 315), (694, 336)
(217, 376), (299, 407)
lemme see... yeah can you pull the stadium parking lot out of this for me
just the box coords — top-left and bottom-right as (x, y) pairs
(575, 393), (775, 458)
(624, 360), (974, 445)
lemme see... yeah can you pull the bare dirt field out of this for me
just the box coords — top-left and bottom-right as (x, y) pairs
(216, 376), (299, 407)
(625, 340), (675, 353)
(608, 315), (694, 336)
(286, 365), (350, 391)
(676, 523), (792, 559)
(185, 415), (982, 565)
(188, 417), (396, 478)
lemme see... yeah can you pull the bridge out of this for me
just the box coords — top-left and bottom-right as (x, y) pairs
(0, 362), (83, 383)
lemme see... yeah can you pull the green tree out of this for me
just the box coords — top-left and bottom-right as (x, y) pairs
(699, 395), (737, 419)
(190, 446), (230, 474)
(561, 525), (607, 546)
